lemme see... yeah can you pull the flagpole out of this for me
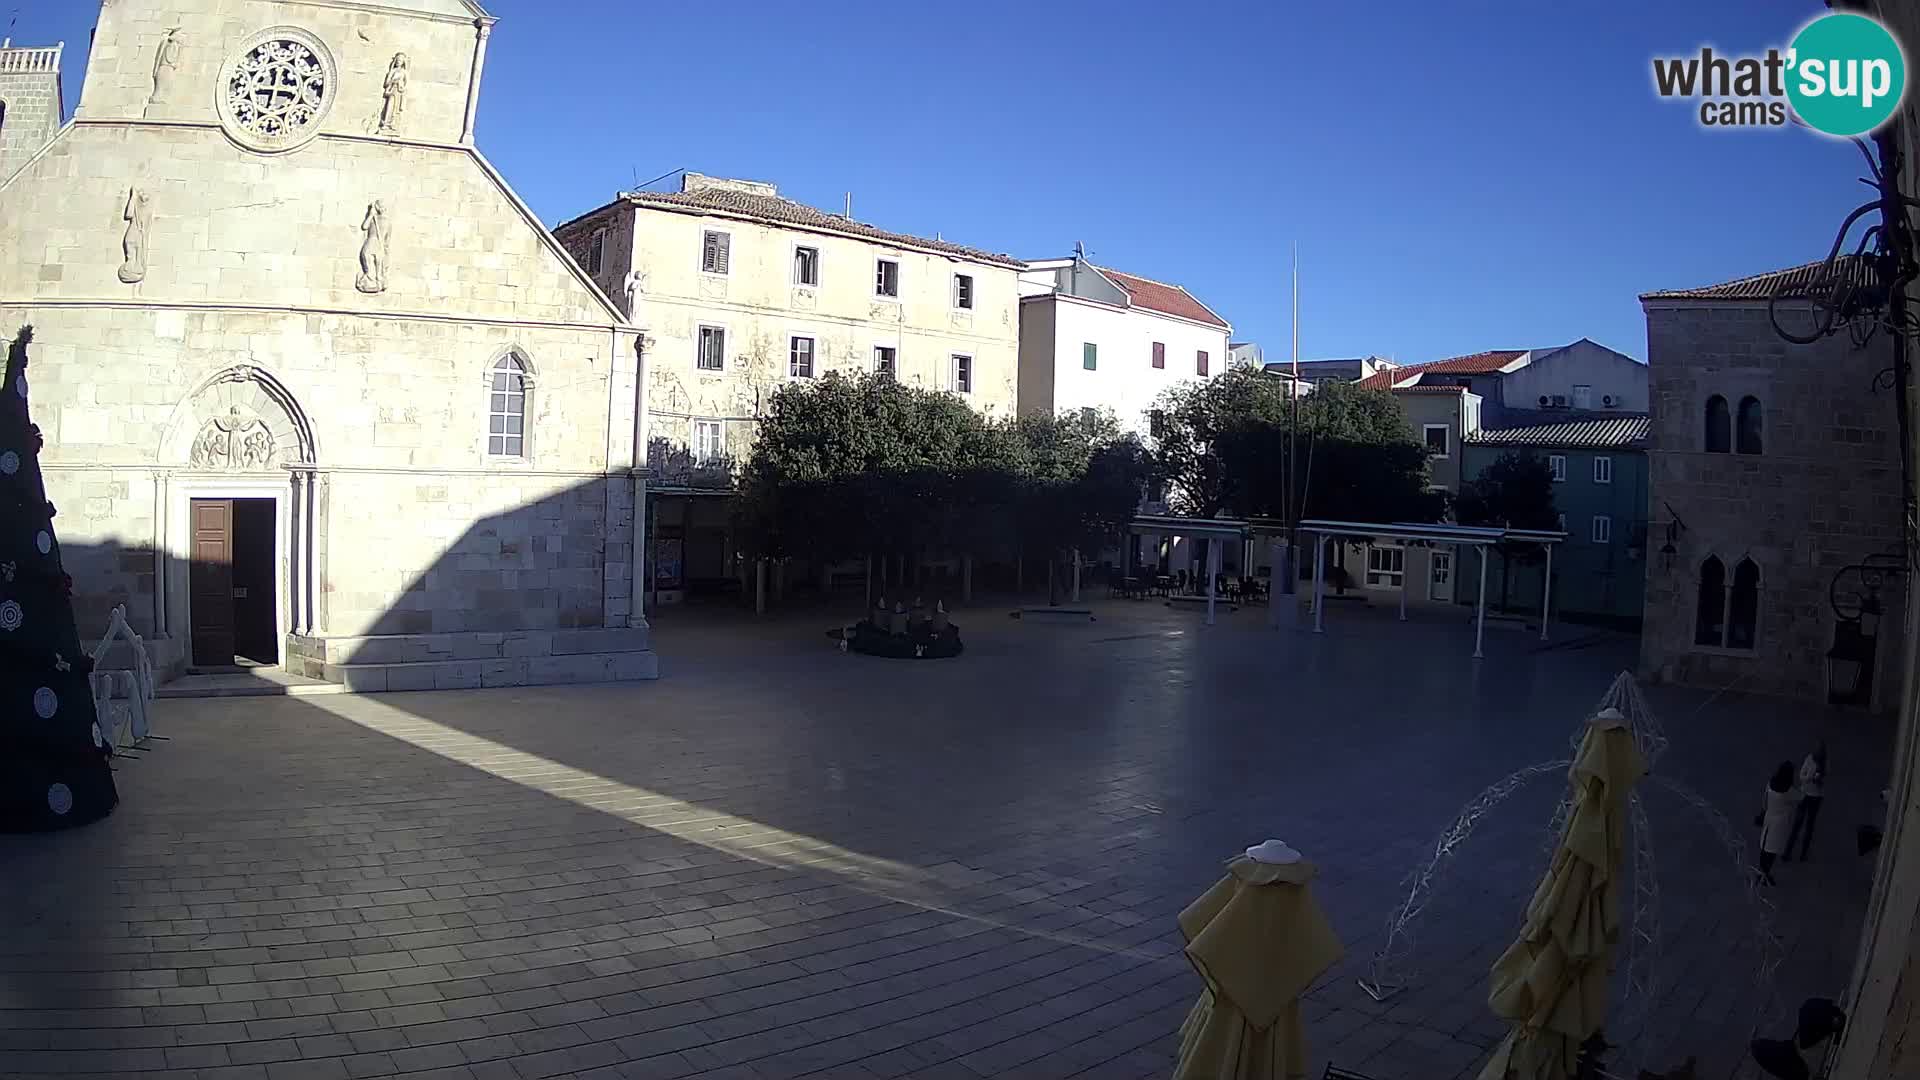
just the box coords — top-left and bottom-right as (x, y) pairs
(1287, 244), (1300, 598)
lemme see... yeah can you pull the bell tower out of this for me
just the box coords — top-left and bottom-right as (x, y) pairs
(0, 39), (63, 185)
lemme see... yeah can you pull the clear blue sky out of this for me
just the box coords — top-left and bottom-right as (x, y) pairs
(16, 0), (1880, 364)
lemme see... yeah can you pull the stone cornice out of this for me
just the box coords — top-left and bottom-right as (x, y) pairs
(1, 296), (635, 337)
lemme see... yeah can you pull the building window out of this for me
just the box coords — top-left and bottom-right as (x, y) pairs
(696, 325), (726, 371)
(953, 273), (974, 309)
(793, 246), (820, 287)
(1150, 409), (1166, 439)
(875, 258), (900, 298)
(1593, 456), (1613, 484)
(587, 228), (606, 275)
(1365, 545), (1405, 588)
(789, 336), (815, 378)
(701, 230), (730, 275)
(1558, 512), (1568, 531)
(693, 420), (724, 464)
(1694, 554), (1759, 650)
(1152, 341), (1165, 369)
(487, 353), (529, 458)
(1423, 424), (1450, 458)
(952, 354), (972, 394)
(1591, 515), (1611, 544)
(1705, 394), (1731, 453)
(1737, 395), (1763, 455)
(1728, 557), (1760, 649)
(1694, 556), (1725, 646)
(874, 345), (896, 377)
(1572, 384), (1593, 410)
(1548, 454), (1566, 482)
(1083, 343), (1098, 371)
(1197, 350), (1210, 376)
(1080, 407), (1098, 426)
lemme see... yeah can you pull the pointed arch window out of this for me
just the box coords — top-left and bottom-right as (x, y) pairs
(1736, 395), (1763, 455)
(487, 352), (530, 458)
(1728, 558), (1760, 649)
(1694, 554), (1759, 650)
(1694, 556), (1725, 646)
(1705, 395), (1731, 453)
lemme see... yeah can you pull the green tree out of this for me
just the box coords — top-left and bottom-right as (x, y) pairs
(737, 372), (998, 564)
(1003, 409), (1149, 603)
(1455, 451), (1560, 611)
(1149, 367), (1294, 515)
(1295, 379), (1414, 443)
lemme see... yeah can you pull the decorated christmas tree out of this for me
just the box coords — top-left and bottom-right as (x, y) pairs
(0, 326), (118, 831)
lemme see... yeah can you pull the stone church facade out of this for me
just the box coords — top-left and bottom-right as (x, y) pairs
(0, 0), (656, 689)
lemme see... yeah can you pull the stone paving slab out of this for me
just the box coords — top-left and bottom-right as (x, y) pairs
(0, 601), (1891, 1079)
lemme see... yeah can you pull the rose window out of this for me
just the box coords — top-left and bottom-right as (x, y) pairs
(217, 28), (336, 153)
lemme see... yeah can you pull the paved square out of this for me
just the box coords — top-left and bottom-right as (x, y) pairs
(0, 601), (1892, 1079)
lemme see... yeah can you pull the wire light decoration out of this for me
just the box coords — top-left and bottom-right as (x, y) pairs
(1617, 790), (1662, 1057)
(1357, 757), (1573, 1001)
(1356, 673), (1788, 1076)
(1769, 126), (1920, 565)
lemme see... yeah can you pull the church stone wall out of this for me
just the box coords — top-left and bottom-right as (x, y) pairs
(0, 0), (646, 680)
(80, 0), (477, 146)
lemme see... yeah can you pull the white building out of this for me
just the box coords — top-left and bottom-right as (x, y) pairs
(554, 174), (1023, 601)
(1358, 340), (1646, 427)
(0, 0), (657, 689)
(1016, 251), (1230, 432)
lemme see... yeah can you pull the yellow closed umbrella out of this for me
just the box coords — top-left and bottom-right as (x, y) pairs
(1173, 841), (1345, 1080)
(1479, 708), (1647, 1080)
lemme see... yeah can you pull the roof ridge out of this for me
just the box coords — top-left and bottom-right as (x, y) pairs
(615, 187), (1022, 267)
(1647, 257), (1836, 297)
(1093, 265), (1195, 293)
(1641, 254), (1872, 300)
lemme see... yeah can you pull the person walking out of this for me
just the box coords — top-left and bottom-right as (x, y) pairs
(1757, 760), (1802, 886)
(1784, 743), (1828, 862)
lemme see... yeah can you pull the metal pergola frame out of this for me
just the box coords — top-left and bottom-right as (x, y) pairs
(1297, 519), (1566, 658)
(1126, 514), (1252, 626)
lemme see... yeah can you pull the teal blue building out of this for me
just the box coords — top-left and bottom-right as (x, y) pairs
(1460, 415), (1649, 629)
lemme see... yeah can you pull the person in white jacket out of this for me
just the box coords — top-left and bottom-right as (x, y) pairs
(1758, 760), (1802, 885)
(1784, 743), (1827, 862)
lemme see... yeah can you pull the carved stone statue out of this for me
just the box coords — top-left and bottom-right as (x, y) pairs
(622, 269), (647, 320)
(145, 28), (181, 117)
(378, 53), (409, 134)
(355, 200), (389, 294)
(190, 406), (276, 471)
(117, 188), (150, 284)
(931, 601), (950, 633)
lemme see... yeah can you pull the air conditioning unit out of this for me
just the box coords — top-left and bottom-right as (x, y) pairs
(1538, 395), (1550, 406)
(1602, 394), (1617, 407)
(1550, 395), (1568, 408)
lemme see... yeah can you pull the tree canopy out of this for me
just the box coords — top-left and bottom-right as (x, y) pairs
(1455, 451), (1561, 611)
(1150, 370), (1444, 525)
(1454, 452), (1559, 532)
(734, 374), (1148, 568)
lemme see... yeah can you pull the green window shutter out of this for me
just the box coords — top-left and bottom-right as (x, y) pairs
(1083, 343), (1097, 370)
